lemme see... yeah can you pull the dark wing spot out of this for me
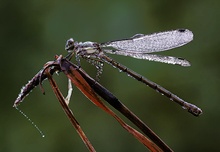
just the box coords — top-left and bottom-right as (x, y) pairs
(178, 29), (186, 33)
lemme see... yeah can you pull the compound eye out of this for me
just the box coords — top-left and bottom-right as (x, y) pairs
(65, 38), (74, 50)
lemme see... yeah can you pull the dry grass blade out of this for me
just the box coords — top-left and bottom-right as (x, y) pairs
(57, 57), (163, 151)
(61, 58), (173, 152)
(45, 69), (96, 152)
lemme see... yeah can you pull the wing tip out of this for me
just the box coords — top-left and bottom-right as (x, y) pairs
(177, 28), (194, 42)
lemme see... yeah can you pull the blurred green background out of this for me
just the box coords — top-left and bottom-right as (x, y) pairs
(1, 0), (219, 151)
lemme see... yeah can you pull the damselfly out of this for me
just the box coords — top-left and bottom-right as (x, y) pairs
(65, 29), (202, 116)
(14, 29), (203, 151)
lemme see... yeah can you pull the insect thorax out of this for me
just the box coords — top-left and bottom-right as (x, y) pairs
(75, 41), (100, 56)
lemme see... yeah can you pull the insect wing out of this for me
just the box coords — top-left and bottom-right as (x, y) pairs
(102, 29), (193, 53)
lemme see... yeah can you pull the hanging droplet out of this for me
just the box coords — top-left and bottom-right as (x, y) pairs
(15, 106), (45, 138)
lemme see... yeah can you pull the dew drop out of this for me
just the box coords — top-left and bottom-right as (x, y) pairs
(156, 89), (160, 93)
(182, 106), (187, 110)
(15, 106), (45, 138)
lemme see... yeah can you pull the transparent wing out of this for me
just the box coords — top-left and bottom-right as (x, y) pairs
(102, 29), (193, 53)
(103, 50), (191, 66)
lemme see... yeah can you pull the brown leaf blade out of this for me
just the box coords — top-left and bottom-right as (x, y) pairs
(62, 58), (173, 152)
(45, 69), (96, 152)
(58, 57), (163, 152)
